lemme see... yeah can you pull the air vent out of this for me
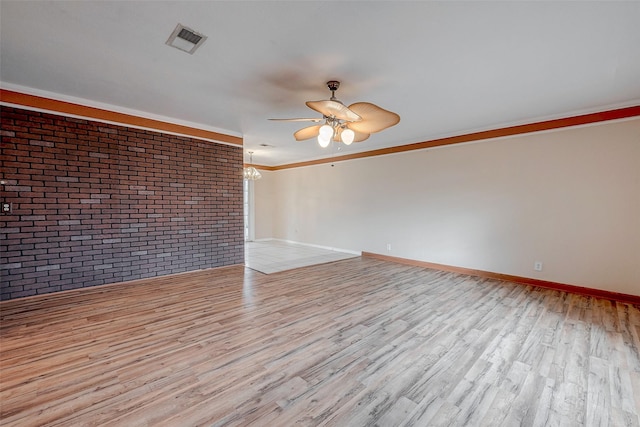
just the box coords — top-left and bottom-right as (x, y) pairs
(166, 24), (207, 54)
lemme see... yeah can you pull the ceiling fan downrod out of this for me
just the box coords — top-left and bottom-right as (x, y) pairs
(327, 80), (341, 102)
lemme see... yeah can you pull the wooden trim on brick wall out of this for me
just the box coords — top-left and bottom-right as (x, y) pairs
(272, 105), (640, 170)
(362, 252), (640, 306)
(0, 89), (243, 146)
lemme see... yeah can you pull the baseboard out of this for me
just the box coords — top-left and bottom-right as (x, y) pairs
(251, 238), (361, 256)
(362, 252), (640, 306)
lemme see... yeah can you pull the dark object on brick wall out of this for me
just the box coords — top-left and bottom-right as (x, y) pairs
(0, 106), (244, 300)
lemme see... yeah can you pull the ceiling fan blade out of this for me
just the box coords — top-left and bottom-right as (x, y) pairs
(335, 127), (370, 143)
(346, 102), (400, 134)
(268, 118), (324, 122)
(351, 131), (370, 143)
(306, 100), (361, 122)
(294, 125), (322, 141)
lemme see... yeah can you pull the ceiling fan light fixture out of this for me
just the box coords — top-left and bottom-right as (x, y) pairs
(341, 128), (355, 145)
(319, 124), (334, 139)
(272, 81), (400, 148)
(318, 134), (331, 148)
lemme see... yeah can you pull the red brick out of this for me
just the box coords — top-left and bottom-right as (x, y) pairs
(1, 105), (243, 300)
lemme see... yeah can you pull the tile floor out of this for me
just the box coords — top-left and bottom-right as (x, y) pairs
(245, 240), (359, 274)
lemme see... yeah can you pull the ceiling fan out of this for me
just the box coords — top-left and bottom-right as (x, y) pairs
(270, 80), (400, 147)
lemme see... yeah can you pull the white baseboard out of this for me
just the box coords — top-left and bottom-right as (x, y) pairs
(250, 238), (361, 256)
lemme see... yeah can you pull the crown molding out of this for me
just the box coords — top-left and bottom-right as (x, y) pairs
(0, 87), (243, 147)
(269, 105), (640, 170)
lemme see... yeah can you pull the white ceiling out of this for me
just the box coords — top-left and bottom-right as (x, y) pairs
(2, 1), (639, 166)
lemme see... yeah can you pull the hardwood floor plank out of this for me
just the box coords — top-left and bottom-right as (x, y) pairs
(1, 258), (639, 426)
(378, 395), (417, 426)
(587, 356), (612, 427)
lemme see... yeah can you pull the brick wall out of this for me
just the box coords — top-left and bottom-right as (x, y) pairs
(0, 106), (244, 300)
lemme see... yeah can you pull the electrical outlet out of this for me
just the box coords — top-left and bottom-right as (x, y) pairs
(1, 202), (11, 214)
(386, 243), (392, 252)
(534, 261), (543, 271)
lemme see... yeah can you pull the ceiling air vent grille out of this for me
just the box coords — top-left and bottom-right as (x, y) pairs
(166, 24), (207, 54)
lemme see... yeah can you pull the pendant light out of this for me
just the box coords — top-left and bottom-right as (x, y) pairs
(243, 151), (262, 181)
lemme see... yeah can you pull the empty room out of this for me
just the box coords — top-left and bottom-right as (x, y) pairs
(1, 2), (639, 426)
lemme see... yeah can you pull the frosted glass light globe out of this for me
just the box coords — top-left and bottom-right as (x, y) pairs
(319, 124), (334, 139)
(317, 135), (331, 148)
(341, 128), (355, 145)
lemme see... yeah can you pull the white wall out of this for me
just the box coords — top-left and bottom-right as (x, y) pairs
(255, 118), (640, 296)
(253, 170), (275, 240)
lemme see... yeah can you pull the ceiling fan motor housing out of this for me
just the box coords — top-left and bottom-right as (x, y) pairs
(327, 80), (340, 91)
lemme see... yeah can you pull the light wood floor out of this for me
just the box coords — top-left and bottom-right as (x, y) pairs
(1, 257), (639, 426)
